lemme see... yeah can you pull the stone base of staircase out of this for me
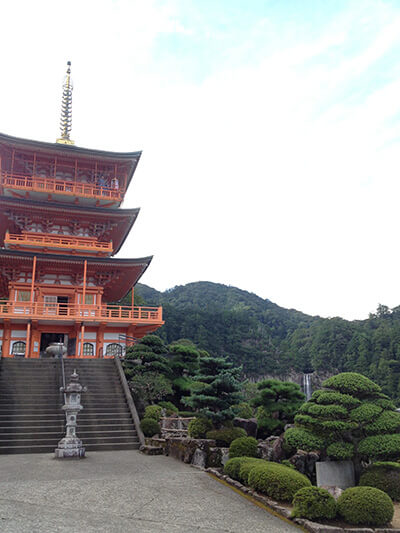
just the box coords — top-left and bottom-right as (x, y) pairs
(0, 359), (140, 454)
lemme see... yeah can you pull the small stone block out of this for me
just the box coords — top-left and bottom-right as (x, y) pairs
(54, 447), (85, 459)
(316, 461), (355, 489)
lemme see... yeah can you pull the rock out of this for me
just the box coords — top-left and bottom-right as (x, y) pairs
(233, 417), (258, 438)
(320, 485), (343, 500)
(290, 450), (321, 482)
(271, 434), (286, 462)
(257, 436), (279, 460)
(191, 448), (207, 468)
(140, 445), (163, 455)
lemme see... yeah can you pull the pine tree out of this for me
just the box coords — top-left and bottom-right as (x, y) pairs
(184, 355), (242, 426)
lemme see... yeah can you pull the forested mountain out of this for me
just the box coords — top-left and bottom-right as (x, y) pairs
(123, 283), (400, 400)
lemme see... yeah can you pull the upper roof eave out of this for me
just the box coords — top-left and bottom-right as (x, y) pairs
(0, 132), (142, 161)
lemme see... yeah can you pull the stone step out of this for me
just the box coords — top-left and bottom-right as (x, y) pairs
(0, 435), (139, 446)
(0, 430), (138, 440)
(0, 442), (140, 454)
(0, 423), (136, 433)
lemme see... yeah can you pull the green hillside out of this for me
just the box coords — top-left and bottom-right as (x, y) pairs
(125, 283), (400, 400)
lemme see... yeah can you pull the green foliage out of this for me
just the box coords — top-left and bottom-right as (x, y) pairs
(360, 462), (400, 501)
(233, 402), (253, 419)
(326, 441), (354, 460)
(206, 427), (246, 446)
(281, 459), (295, 469)
(223, 456), (263, 482)
(134, 284), (400, 401)
(140, 418), (160, 437)
(284, 427), (325, 452)
(183, 356), (242, 426)
(188, 417), (212, 439)
(229, 437), (258, 459)
(247, 462), (311, 502)
(337, 486), (394, 526)
(129, 372), (173, 404)
(158, 401), (179, 415)
(144, 405), (162, 421)
(358, 434), (400, 460)
(350, 402), (382, 423)
(313, 391), (361, 408)
(364, 410), (400, 434)
(252, 380), (305, 437)
(291, 487), (337, 520)
(238, 458), (267, 484)
(322, 372), (381, 395)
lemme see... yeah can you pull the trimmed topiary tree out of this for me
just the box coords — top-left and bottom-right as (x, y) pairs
(359, 462), (400, 501)
(247, 461), (311, 502)
(291, 486), (337, 520)
(188, 417), (212, 439)
(140, 418), (161, 437)
(285, 372), (400, 479)
(229, 436), (258, 459)
(252, 379), (305, 438)
(337, 486), (394, 526)
(183, 356), (243, 427)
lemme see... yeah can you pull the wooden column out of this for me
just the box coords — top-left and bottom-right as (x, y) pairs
(26, 256), (37, 358)
(79, 260), (87, 358)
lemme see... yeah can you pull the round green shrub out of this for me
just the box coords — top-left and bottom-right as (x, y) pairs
(291, 486), (337, 520)
(188, 417), (212, 439)
(284, 427), (325, 452)
(359, 462), (400, 501)
(248, 462), (311, 502)
(337, 486), (394, 526)
(206, 427), (246, 446)
(140, 417), (160, 437)
(326, 441), (354, 460)
(144, 405), (162, 421)
(158, 401), (179, 415)
(229, 437), (258, 459)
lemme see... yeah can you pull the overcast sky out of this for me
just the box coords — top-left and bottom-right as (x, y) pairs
(1, 0), (400, 320)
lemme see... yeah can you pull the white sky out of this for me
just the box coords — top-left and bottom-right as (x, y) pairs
(1, 0), (400, 320)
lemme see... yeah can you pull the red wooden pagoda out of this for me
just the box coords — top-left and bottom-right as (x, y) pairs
(0, 62), (163, 358)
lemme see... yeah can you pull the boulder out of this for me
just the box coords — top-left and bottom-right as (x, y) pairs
(233, 417), (257, 438)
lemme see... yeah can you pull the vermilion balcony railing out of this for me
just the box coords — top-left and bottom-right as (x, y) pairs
(4, 232), (113, 254)
(1, 172), (124, 202)
(0, 301), (163, 323)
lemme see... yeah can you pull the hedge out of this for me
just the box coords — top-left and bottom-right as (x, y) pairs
(140, 418), (160, 437)
(206, 427), (246, 446)
(188, 417), (212, 439)
(144, 405), (162, 421)
(247, 461), (311, 502)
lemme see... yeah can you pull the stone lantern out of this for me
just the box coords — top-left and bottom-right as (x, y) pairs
(55, 369), (87, 459)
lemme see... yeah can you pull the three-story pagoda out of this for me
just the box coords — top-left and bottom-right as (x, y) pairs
(0, 62), (163, 358)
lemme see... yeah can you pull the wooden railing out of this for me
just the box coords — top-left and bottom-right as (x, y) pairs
(0, 301), (163, 323)
(4, 232), (113, 253)
(1, 172), (124, 201)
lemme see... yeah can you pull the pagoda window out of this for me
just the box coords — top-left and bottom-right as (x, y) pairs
(16, 290), (31, 302)
(105, 343), (123, 357)
(12, 341), (26, 356)
(83, 343), (94, 356)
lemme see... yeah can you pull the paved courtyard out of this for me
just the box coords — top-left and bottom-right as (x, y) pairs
(0, 450), (299, 532)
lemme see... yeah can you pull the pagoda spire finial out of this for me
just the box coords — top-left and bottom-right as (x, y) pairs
(56, 61), (75, 145)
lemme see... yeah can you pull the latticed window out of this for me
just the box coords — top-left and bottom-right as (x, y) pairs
(105, 343), (123, 357)
(82, 342), (94, 356)
(12, 341), (26, 355)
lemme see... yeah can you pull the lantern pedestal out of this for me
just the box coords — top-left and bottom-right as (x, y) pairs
(55, 369), (87, 459)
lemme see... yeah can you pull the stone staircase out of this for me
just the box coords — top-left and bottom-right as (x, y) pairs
(0, 358), (140, 454)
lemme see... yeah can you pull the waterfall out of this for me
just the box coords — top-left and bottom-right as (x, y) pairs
(302, 373), (312, 401)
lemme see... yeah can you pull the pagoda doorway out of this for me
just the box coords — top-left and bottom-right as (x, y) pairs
(40, 333), (68, 358)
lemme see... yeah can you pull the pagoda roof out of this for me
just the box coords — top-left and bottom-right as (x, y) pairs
(0, 196), (139, 254)
(0, 132), (142, 192)
(0, 249), (151, 301)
